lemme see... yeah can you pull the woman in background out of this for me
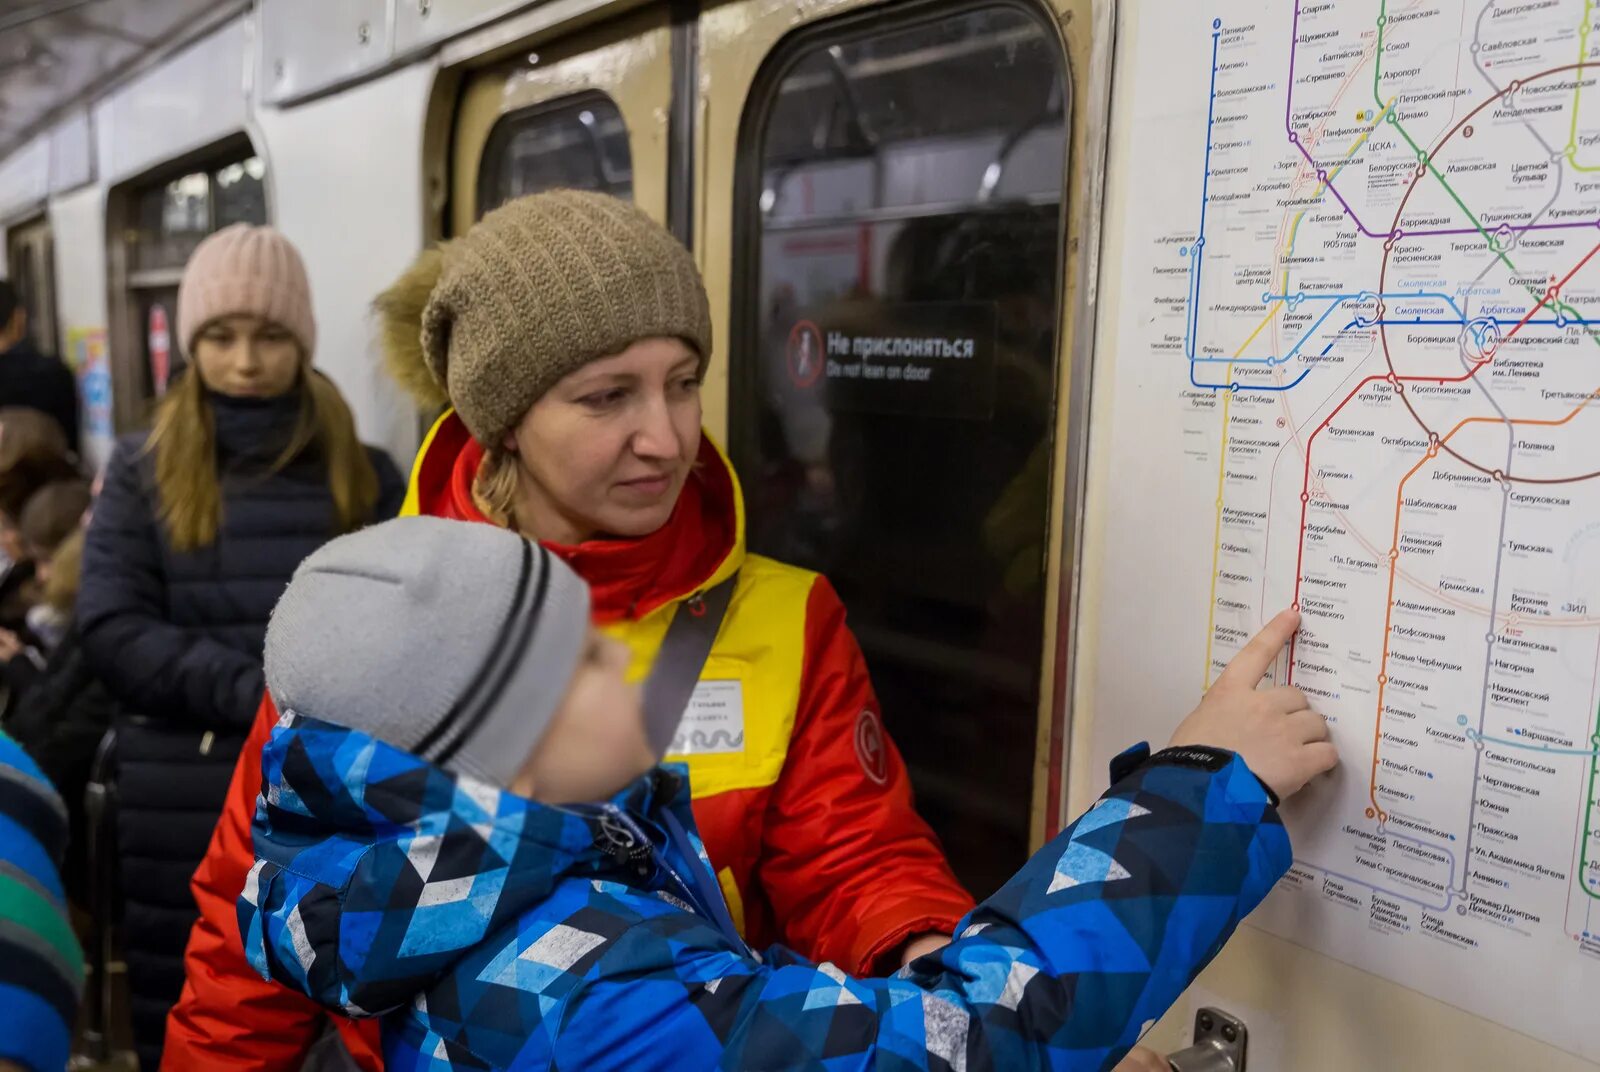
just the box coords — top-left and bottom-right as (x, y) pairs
(77, 224), (405, 1070)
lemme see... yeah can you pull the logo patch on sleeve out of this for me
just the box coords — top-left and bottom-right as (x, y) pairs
(855, 709), (889, 785)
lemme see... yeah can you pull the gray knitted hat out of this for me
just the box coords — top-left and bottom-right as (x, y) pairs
(265, 516), (591, 787)
(375, 189), (713, 447)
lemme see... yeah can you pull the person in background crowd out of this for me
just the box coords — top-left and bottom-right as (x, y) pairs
(239, 517), (1335, 1071)
(0, 281), (79, 451)
(77, 224), (406, 1071)
(0, 728), (83, 1072)
(0, 405), (77, 562)
(17, 479), (91, 654)
(0, 408), (79, 688)
(0, 479), (89, 724)
(6, 479), (107, 904)
(168, 190), (974, 1070)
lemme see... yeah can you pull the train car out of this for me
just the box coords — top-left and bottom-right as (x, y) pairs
(1, 1), (1597, 1069)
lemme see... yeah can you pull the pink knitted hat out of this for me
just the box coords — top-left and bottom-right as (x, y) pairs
(177, 224), (316, 358)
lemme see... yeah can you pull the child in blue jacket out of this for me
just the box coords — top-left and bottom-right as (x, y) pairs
(241, 517), (1336, 1071)
(0, 729), (83, 1072)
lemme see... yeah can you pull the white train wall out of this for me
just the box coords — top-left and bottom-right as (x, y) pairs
(0, 8), (446, 470)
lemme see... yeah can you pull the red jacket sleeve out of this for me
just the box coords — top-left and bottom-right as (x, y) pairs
(754, 576), (975, 974)
(162, 694), (382, 1071)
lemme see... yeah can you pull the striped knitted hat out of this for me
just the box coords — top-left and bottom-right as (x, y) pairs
(265, 516), (592, 788)
(375, 190), (712, 446)
(178, 223), (317, 358)
(0, 731), (83, 1072)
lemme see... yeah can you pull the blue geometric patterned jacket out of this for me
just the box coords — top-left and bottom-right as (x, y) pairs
(240, 713), (1291, 1071)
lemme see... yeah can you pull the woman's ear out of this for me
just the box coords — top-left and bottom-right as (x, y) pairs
(502, 430), (519, 454)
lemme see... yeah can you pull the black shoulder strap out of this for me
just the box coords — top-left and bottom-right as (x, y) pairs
(642, 571), (739, 755)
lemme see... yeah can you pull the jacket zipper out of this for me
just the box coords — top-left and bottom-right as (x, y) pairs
(600, 803), (745, 951)
(601, 804), (693, 900)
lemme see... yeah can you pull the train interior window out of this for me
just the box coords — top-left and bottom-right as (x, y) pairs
(734, 4), (1068, 896)
(477, 93), (632, 218)
(5, 217), (59, 358)
(215, 157), (269, 230)
(123, 153), (266, 405)
(133, 172), (210, 273)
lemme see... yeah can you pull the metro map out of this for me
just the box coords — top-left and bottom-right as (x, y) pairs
(1148, 0), (1600, 1043)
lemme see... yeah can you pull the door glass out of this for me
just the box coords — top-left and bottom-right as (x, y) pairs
(5, 222), (60, 358)
(215, 156), (268, 229)
(132, 156), (267, 272)
(478, 93), (633, 217)
(9, 236), (38, 346)
(735, 4), (1068, 896)
(10, 245), (35, 329)
(135, 171), (211, 272)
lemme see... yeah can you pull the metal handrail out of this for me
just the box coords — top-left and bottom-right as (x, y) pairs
(78, 728), (118, 1063)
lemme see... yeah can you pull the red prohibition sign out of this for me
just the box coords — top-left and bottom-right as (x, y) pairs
(787, 320), (824, 389)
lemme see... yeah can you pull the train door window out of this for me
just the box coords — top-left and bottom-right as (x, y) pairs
(732, 3), (1068, 896)
(478, 93), (633, 217)
(215, 157), (268, 229)
(5, 216), (59, 358)
(113, 147), (267, 428)
(449, 10), (672, 237)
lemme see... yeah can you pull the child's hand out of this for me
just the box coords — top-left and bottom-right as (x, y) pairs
(0, 629), (23, 662)
(1166, 608), (1338, 802)
(898, 933), (948, 967)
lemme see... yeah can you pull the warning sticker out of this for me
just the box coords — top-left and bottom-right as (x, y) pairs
(785, 302), (998, 420)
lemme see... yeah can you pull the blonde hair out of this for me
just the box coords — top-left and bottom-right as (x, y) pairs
(147, 364), (379, 552)
(472, 446), (519, 529)
(42, 526), (83, 613)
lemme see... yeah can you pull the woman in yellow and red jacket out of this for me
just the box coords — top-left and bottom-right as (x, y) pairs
(162, 191), (973, 1070)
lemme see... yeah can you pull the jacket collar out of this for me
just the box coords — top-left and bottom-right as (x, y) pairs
(259, 711), (690, 886)
(401, 411), (744, 623)
(209, 392), (304, 465)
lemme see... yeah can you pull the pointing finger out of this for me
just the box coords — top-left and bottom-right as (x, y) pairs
(1215, 608), (1301, 691)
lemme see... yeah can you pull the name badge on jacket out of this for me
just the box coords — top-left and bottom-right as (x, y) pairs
(669, 680), (746, 755)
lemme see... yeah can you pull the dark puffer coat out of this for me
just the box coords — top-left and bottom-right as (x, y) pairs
(5, 619), (117, 903)
(77, 392), (405, 1071)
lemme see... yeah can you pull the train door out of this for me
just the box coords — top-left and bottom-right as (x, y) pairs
(6, 215), (60, 358)
(700, 0), (1104, 900)
(107, 143), (267, 431)
(448, 7), (671, 234)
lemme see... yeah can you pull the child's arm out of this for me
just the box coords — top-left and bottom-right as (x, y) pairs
(243, 723), (1289, 1071)
(538, 751), (1286, 1072)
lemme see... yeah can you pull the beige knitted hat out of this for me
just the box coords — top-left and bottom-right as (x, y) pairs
(376, 190), (712, 446)
(177, 224), (316, 357)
